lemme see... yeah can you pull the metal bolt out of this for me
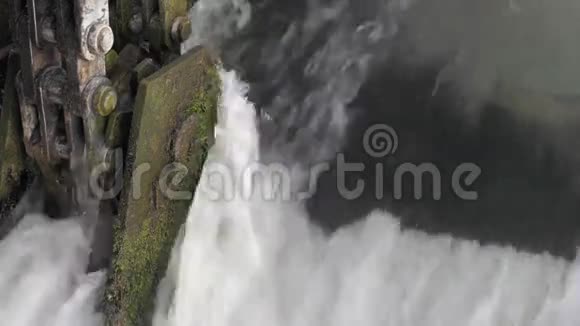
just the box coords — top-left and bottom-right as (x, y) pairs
(129, 13), (144, 34)
(171, 16), (192, 43)
(88, 24), (114, 55)
(93, 85), (118, 116)
(40, 16), (57, 44)
(131, 58), (160, 91)
(178, 18), (192, 41)
(147, 15), (163, 51)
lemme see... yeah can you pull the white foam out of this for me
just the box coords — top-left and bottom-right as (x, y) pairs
(4, 1), (580, 323)
(0, 214), (104, 326)
(153, 69), (580, 326)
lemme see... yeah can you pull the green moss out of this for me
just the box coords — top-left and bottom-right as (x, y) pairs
(106, 49), (220, 326)
(110, 210), (174, 324)
(190, 62), (219, 138)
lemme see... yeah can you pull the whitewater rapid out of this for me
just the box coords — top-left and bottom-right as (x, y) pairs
(0, 214), (104, 326)
(151, 69), (580, 326)
(3, 0), (580, 324)
(1, 67), (580, 326)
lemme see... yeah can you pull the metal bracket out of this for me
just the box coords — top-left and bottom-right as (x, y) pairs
(78, 0), (114, 61)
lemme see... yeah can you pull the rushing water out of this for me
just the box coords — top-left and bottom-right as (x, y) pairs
(150, 68), (580, 326)
(3, 0), (580, 325)
(0, 214), (104, 326)
(3, 69), (580, 326)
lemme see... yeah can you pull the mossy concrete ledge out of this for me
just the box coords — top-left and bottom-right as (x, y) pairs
(107, 47), (220, 325)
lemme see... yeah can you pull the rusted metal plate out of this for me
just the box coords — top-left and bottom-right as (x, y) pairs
(107, 47), (219, 325)
(0, 55), (26, 201)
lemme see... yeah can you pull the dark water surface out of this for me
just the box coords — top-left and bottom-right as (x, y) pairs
(219, 0), (580, 259)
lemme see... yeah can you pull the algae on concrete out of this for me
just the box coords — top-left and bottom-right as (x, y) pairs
(107, 47), (220, 325)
